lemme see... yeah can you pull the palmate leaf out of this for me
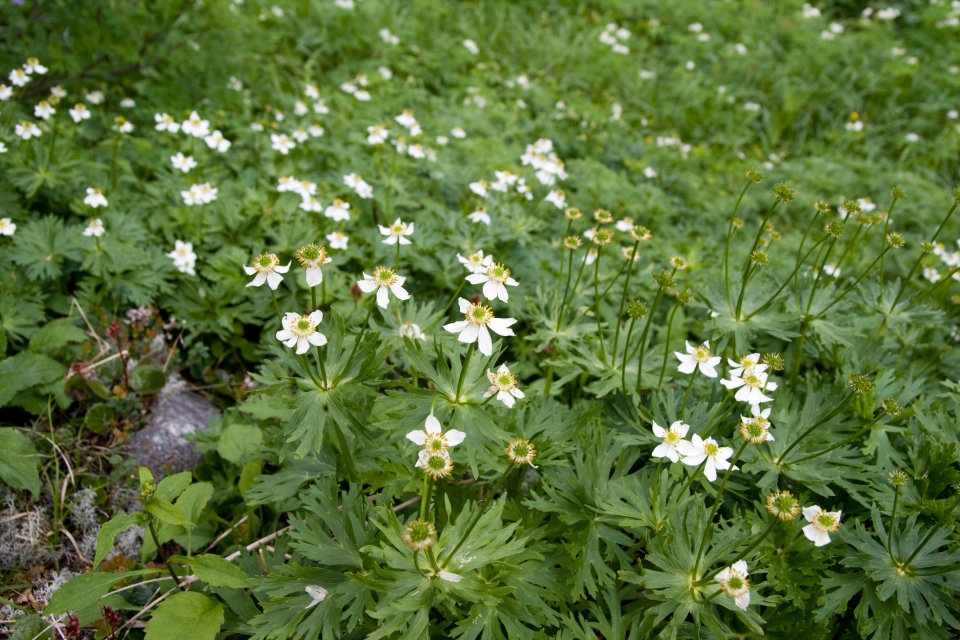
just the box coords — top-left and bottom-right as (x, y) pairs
(288, 482), (372, 570)
(249, 564), (358, 640)
(10, 216), (83, 281)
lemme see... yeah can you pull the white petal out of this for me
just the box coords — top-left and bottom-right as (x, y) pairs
(247, 272), (267, 287)
(438, 571), (462, 583)
(407, 430), (427, 445)
(296, 337), (310, 354)
(802, 506), (821, 523)
(425, 415), (442, 434)
(652, 423), (666, 437)
(699, 363), (718, 378)
(732, 560), (749, 573)
(376, 287), (390, 308)
(357, 279), (377, 293)
(390, 284), (410, 300)
(308, 332), (327, 346)
(306, 268), (323, 287)
(477, 325), (492, 356)
(487, 318), (516, 336)
(276, 330), (293, 342)
(458, 323), (480, 343)
(482, 279), (498, 300)
(497, 390), (516, 407)
(703, 458), (718, 482)
(243, 264), (257, 275)
(266, 271), (284, 290)
(309, 310), (323, 324)
(444, 321), (469, 334)
(446, 429), (466, 445)
(457, 298), (470, 313)
(275, 262), (291, 273)
(673, 421), (690, 437)
(677, 359), (697, 375)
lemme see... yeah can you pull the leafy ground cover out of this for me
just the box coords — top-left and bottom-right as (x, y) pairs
(3, 0), (960, 638)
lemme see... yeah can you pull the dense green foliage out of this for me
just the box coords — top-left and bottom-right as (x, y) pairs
(3, 0), (960, 639)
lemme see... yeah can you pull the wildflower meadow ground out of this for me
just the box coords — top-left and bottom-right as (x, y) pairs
(2, 1), (960, 639)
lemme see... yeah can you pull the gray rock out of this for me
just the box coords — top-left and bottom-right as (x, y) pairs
(124, 373), (218, 478)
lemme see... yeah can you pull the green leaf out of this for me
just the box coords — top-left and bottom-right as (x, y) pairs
(131, 364), (166, 395)
(174, 482), (214, 527)
(10, 614), (49, 640)
(0, 428), (41, 497)
(155, 471), (193, 502)
(10, 216), (82, 281)
(169, 554), (250, 588)
(144, 591), (224, 640)
(0, 351), (67, 407)
(145, 498), (191, 526)
(217, 422), (262, 463)
(85, 403), (117, 434)
(45, 569), (156, 616)
(28, 318), (89, 354)
(94, 512), (147, 567)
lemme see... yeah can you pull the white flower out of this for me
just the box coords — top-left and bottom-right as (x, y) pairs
(51, 84), (67, 96)
(182, 111), (210, 137)
(395, 110), (417, 128)
(357, 267), (410, 308)
(367, 124), (389, 144)
(343, 173), (373, 198)
(304, 84), (320, 100)
(651, 420), (690, 463)
(639, 69), (655, 80)
(463, 39), (479, 54)
(112, 116), (134, 133)
(23, 58), (48, 74)
(801, 4), (821, 19)
(451, 126), (466, 139)
(171, 153), (198, 173)
(299, 196), (323, 212)
(0, 218), (17, 236)
(327, 231), (349, 250)
(643, 166), (658, 179)
(181, 183), (218, 205)
(399, 322), (426, 340)
(675, 341), (721, 377)
(612, 43), (629, 54)
(276, 311), (327, 354)
(407, 414), (466, 454)
(744, 102), (761, 112)
(876, 7), (900, 20)
(802, 506), (842, 547)
(324, 199), (351, 222)
(304, 586), (327, 609)
(734, 42), (748, 55)
(277, 177), (298, 192)
(379, 28), (400, 45)
(721, 369), (777, 406)
(295, 180), (317, 198)
(340, 81), (357, 94)
(15, 121), (42, 140)
(84, 188), (108, 208)
(313, 100), (329, 115)
(271, 133), (296, 154)
(308, 125), (324, 138)
(740, 406), (775, 444)
(0, 84), (12, 101)
(154, 113), (180, 133)
(677, 434), (737, 482)
(924, 267), (941, 283)
(354, 90), (371, 101)
(715, 561), (751, 610)
(243, 253), (290, 289)
(457, 250), (493, 274)
(727, 354), (762, 378)
(443, 298), (516, 357)
(378, 66), (393, 80)
(845, 120), (864, 132)
(86, 90), (104, 104)
(120, 98), (135, 108)
(469, 179), (491, 198)
(296, 244), (331, 287)
(34, 101), (55, 120)
(379, 218), (414, 245)
(292, 129), (309, 143)
(335, 0), (355, 8)
(545, 190), (566, 209)
(204, 130), (231, 152)
(227, 77), (243, 91)
(467, 208), (491, 225)
(0, 142), (5, 153)
(905, 132), (920, 143)
(294, 100), (308, 117)
(251, 122), (264, 132)
(82, 218), (105, 237)
(408, 144), (426, 159)
(166, 240), (197, 275)
(467, 262), (519, 302)
(485, 364), (525, 407)
(9, 69), (30, 87)
(68, 103), (91, 123)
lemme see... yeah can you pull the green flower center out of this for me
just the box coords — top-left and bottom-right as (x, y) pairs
(296, 319), (311, 332)
(815, 513), (837, 530)
(427, 455), (446, 471)
(703, 442), (719, 457)
(727, 576), (744, 591)
(693, 346), (710, 362)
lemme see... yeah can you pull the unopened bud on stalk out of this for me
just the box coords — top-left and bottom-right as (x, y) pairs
(881, 398), (902, 416)
(885, 232), (905, 249)
(403, 519), (437, 551)
(653, 270), (676, 289)
(765, 490), (800, 521)
(847, 373), (875, 395)
(593, 209), (614, 225)
(825, 220), (846, 238)
(761, 353), (785, 371)
(630, 225), (652, 242)
(592, 229), (614, 246)
(732, 217), (745, 229)
(772, 182), (795, 204)
(749, 250), (769, 266)
(920, 241), (935, 253)
(814, 200), (832, 214)
(842, 200), (862, 217)
(745, 168), (764, 183)
(952, 187), (960, 203)
(887, 469), (909, 487)
(890, 186), (906, 200)
(627, 300), (649, 320)
(676, 289), (693, 306)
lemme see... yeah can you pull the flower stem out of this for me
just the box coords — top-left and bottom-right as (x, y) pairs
(148, 519), (182, 586)
(892, 201), (959, 309)
(335, 300), (375, 385)
(693, 439), (750, 576)
(555, 220), (573, 315)
(269, 288), (283, 324)
(620, 316), (637, 396)
(557, 250), (576, 328)
(333, 421), (358, 482)
(678, 459), (706, 496)
(790, 412), (884, 464)
(657, 301), (680, 390)
(559, 248), (590, 326)
(314, 345), (328, 388)
(680, 371), (696, 419)
(311, 286), (317, 313)
(814, 247), (891, 320)
(901, 492), (960, 567)
(592, 244), (608, 364)
(878, 193), (901, 301)
(428, 279), (466, 332)
(634, 288), (666, 395)
(420, 473), (431, 521)
(697, 517), (778, 586)
(454, 342), (475, 402)
(395, 241), (401, 272)
(724, 180), (754, 314)
(887, 484), (900, 561)
(734, 200), (780, 318)
(612, 240), (641, 358)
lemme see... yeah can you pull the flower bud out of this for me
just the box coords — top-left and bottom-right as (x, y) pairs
(824, 220), (846, 238)
(772, 182), (795, 204)
(761, 352), (785, 371)
(669, 255), (688, 270)
(563, 235), (583, 250)
(920, 241), (935, 253)
(887, 469), (909, 487)
(630, 225), (652, 242)
(765, 490), (800, 521)
(564, 207), (582, 220)
(841, 200), (862, 217)
(627, 300), (649, 320)
(890, 186), (906, 200)
(732, 217), (745, 229)
(745, 168), (764, 183)
(814, 200), (832, 214)
(881, 397), (902, 416)
(403, 519), (437, 551)
(676, 289), (693, 306)
(592, 229), (613, 246)
(847, 373), (875, 395)
(749, 250), (769, 266)
(885, 232), (905, 249)
(593, 209), (614, 225)
(653, 270), (676, 289)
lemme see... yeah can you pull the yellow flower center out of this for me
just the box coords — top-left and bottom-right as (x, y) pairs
(665, 430), (682, 445)
(703, 442), (719, 457)
(465, 302), (494, 326)
(486, 263), (510, 283)
(289, 315), (317, 338)
(372, 266), (398, 287)
(814, 512), (839, 532)
(254, 253), (280, 273)
(692, 346), (711, 362)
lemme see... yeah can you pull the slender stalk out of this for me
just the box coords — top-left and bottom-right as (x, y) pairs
(592, 244), (608, 363)
(878, 193), (902, 301)
(657, 302), (681, 390)
(777, 391), (855, 462)
(441, 466), (513, 564)
(335, 300), (375, 385)
(693, 439), (751, 576)
(724, 180), (754, 313)
(697, 517), (778, 586)
(794, 211), (824, 308)
(454, 343), (475, 402)
(746, 236), (828, 320)
(314, 346), (328, 387)
(620, 316), (637, 396)
(734, 200), (780, 318)
(612, 241), (641, 358)
(420, 474), (430, 520)
(892, 202), (959, 309)
(311, 286), (317, 313)
(394, 241), (401, 272)
(148, 520), (182, 586)
(790, 412), (884, 464)
(887, 485), (900, 561)
(900, 492), (960, 567)
(634, 288), (666, 395)
(555, 220), (573, 315)
(268, 289), (283, 324)
(651, 457), (664, 505)
(413, 551), (426, 577)
(679, 372), (696, 418)
(566, 260), (630, 328)
(813, 247), (891, 319)
(557, 250), (576, 328)
(559, 249), (591, 326)
(678, 459), (707, 496)
(427, 279), (466, 332)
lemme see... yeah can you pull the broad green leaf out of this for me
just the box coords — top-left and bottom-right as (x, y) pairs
(155, 471), (193, 502)
(169, 554), (250, 588)
(217, 422), (262, 463)
(144, 591), (224, 640)
(94, 512), (147, 567)
(175, 482), (214, 526)
(0, 352), (67, 407)
(145, 498), (191, 526)
(0, 428), (41, 497)
(45, 569), (157, 616)
(28, 318), (88, 354)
